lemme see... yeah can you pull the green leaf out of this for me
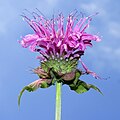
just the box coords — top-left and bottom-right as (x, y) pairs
(18, 80), (50, 106)
(75, 84), (88, 93)
(73, 70), (81, 85)
(18, 84), (39, 107)
(87, 84), (103, 95)
(40, 81), (49, 88)
(69, 79), (103, 94)
(18, 86), (29, 107)
(70, 80), (88, 94)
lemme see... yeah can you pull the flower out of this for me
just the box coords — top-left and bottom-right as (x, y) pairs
(18, 10), (102, 105)
(19, 11), (100, 61)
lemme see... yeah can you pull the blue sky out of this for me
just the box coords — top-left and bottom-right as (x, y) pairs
(0, 0), (120, 120)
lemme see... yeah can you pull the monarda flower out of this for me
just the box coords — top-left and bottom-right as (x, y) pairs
(18, 10), (102, 107)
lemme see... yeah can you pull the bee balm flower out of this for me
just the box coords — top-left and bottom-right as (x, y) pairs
(18, 11), (102, 105)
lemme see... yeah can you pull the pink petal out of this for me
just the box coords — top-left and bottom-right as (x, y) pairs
(79, 59), (101, 79)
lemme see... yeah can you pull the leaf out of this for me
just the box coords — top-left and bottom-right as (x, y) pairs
(69, 79), (103, 94)
(73, 70), (81, 85)
(69, 80), (88, 94)
(40, 81), (49, 88)
(18, 86), (29, 107)
(87, 84), (103, 95)
(75, 84), (88, 93)
(18, 79), (51, 106)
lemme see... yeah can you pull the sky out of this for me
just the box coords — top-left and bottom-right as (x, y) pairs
(0, 0), (120, 120)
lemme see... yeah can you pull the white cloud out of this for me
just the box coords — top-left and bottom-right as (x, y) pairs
(108, 21), (120, 38)
(81, 3), (98, 13)
(101, 46), (120, 70)
(86, 45), (120, 71)
(0, 2), (17, 35)
(100, 46), (120, 59)
(36, 0), (59, 15)
(45, 0), (58, 6)
(80, 2), (107, 17)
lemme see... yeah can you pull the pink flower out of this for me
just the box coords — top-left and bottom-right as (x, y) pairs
(19, 11), (101, 61)
(18, 11), (103, 105)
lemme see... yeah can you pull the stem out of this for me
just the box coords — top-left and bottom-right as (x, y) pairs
(55, 82), (62, 120)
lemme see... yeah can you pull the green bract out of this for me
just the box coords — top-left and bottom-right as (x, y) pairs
(41, 58), (78, 74)
(18, 58), (102, 106)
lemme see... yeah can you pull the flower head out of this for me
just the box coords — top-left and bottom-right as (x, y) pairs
(19, 11), (100, 61)
(18, 10), (102, 105)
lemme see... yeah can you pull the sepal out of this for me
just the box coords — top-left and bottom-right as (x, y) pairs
(69, 79), (102, 94)
(18, 79), (51, 106)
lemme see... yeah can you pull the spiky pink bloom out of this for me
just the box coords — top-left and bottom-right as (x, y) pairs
(19, 12), (100, 62)
(18, 11), (102, 104)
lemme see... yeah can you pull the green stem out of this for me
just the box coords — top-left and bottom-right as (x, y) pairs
(55, 82), (62, 120)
